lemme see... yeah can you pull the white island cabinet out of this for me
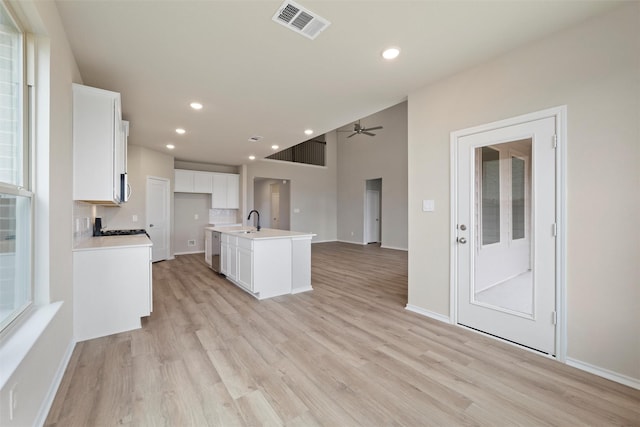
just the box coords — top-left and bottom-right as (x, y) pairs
(73, 235), (153, 341)
(218, 227), (315, 299)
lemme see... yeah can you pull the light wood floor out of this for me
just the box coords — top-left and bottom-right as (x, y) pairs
(46, 242), (640, 426)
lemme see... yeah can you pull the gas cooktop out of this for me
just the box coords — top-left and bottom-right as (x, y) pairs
(100, 229), (149, 237)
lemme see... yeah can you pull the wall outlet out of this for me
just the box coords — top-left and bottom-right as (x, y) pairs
(188, 240), (196, 246)
(294, 208), (300, 213)
(132, 214), (138, 222)
(194, 213), (199, 220)
(350, 231), (354, 236)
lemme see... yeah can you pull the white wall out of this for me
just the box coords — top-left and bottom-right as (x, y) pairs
(174, 192), (210, 254)
(101, 145), (175, 255)
(244, 131), (338, 242)
(407, 3), (640, 381)
(0, 1), (81, 426)
(337, 102), (408, 250)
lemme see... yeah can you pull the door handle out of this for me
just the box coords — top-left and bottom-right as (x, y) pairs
(149, 224), (154, 227)
(458, 237), (467, 244)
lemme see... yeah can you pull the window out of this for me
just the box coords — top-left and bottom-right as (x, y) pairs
(0, 1), (30, 332)
(481, 146), (500, 245)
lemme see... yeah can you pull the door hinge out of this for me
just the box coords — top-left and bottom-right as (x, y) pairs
(552, 223), (557, 237)
(552, 311), (557, 325)
(552, 134), (558, 148)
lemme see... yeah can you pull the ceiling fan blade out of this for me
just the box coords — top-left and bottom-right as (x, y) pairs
(347, 132), (357, 138)
(362, 131), (376, 136)
(364, 126), (383, 131)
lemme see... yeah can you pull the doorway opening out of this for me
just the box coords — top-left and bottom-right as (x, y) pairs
(253, 177), (291, 230)
(365, 178), (382, 244)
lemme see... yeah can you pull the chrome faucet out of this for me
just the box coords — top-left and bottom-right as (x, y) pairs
(247, 210), (261, 231)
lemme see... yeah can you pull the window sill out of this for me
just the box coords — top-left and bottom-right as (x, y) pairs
(0, 301), (63, 389)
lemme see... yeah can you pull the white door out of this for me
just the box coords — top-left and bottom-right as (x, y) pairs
(270, 183), (280, 229)
(365, 190), (380, 243)
(146, 176), (170, 262)
(455, 115), (557, 355)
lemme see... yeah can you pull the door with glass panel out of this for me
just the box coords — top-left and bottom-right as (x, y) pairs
(456, 116), (556, 355)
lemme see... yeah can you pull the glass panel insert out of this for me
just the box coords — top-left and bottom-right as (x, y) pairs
(0, 193), (31, 330)
(481, 146), (500, 245)
(512, 156), (526, 240)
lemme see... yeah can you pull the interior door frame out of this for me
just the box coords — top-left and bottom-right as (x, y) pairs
(449, 106), (567, 361)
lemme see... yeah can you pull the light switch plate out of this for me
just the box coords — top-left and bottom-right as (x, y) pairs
(422, 199), (435, 212)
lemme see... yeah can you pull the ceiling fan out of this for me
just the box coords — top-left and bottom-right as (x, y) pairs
(346, 120), (383, 138)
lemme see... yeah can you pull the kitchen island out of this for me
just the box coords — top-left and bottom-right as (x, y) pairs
(211, 226), (315, 300)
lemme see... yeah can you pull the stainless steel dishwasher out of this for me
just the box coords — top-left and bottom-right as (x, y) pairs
(210, 230), (221, 273)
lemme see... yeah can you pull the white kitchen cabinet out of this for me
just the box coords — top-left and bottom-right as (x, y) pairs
(73, 239), (152, 342)
(194, 171), (213, 193)
(212, 173), (240, 209)
(174, 169), (195, 192)
(237, 239), (253, 291)
(73, 83), (126, 205)
(174, 169), (215, 193)
(218, 230), (313, 299)
(204, 228), (212, 265)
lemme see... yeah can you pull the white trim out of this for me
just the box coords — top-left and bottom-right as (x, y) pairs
(336, 239), (366, 246)
(566, 358), (640, 391)
(450, 106), (567, 360)
(173, 250), (204, 256)
(310, 239), (335, 244)
(380, 245), (408, 251)
(0, 302), (62, 389)
(291, 286), (313, 294)
(405, 304), (452, 324)
(34, 336), (75, 426)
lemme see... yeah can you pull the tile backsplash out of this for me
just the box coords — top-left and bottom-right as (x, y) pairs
(72, 201), (95, 246)
(209, 209), (239, 225)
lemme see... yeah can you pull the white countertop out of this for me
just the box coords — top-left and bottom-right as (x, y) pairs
(210, 226), (316, 240)
(73, 234), (153, 251)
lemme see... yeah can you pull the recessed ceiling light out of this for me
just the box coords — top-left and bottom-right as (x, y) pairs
(271, 145), (279, 150)
(304, 129), (313, 136)
(190, 102), (203, 110)
(176, 128), (186, 134)
(249, 155), (256, 160)
(166, 144), (175, 150)
(382, 47), (400, 60)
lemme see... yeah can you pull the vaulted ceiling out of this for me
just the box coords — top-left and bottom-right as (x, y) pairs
(55, 1), (620, 166)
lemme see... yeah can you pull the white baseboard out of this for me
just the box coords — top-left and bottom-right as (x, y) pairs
(566, 357), (640, 390)
(381, 245), (408, 251)
(336, 239), (366, 245)
(173, 250), (204, 256)
(35, 337), (76, 426)
(311, 239), (336, 244)
(405, 304), (452, 324)
(291, 286), (313, 294)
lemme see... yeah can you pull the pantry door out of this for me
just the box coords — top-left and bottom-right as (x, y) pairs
(146, 176), (170, 262)
(454, 111), (559, 355)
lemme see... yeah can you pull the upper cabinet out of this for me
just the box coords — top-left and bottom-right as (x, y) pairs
(212, 173), (239, 209)
(73, 84), (127, 205)
(174, 169), (239, 209)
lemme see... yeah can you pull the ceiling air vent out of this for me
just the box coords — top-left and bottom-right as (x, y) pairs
(272, 1), (331, 40)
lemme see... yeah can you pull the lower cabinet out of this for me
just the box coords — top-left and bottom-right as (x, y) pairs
(220, 234), (297, 299)
(73, 244), (152, 341)
(237, 244), (253, 291)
